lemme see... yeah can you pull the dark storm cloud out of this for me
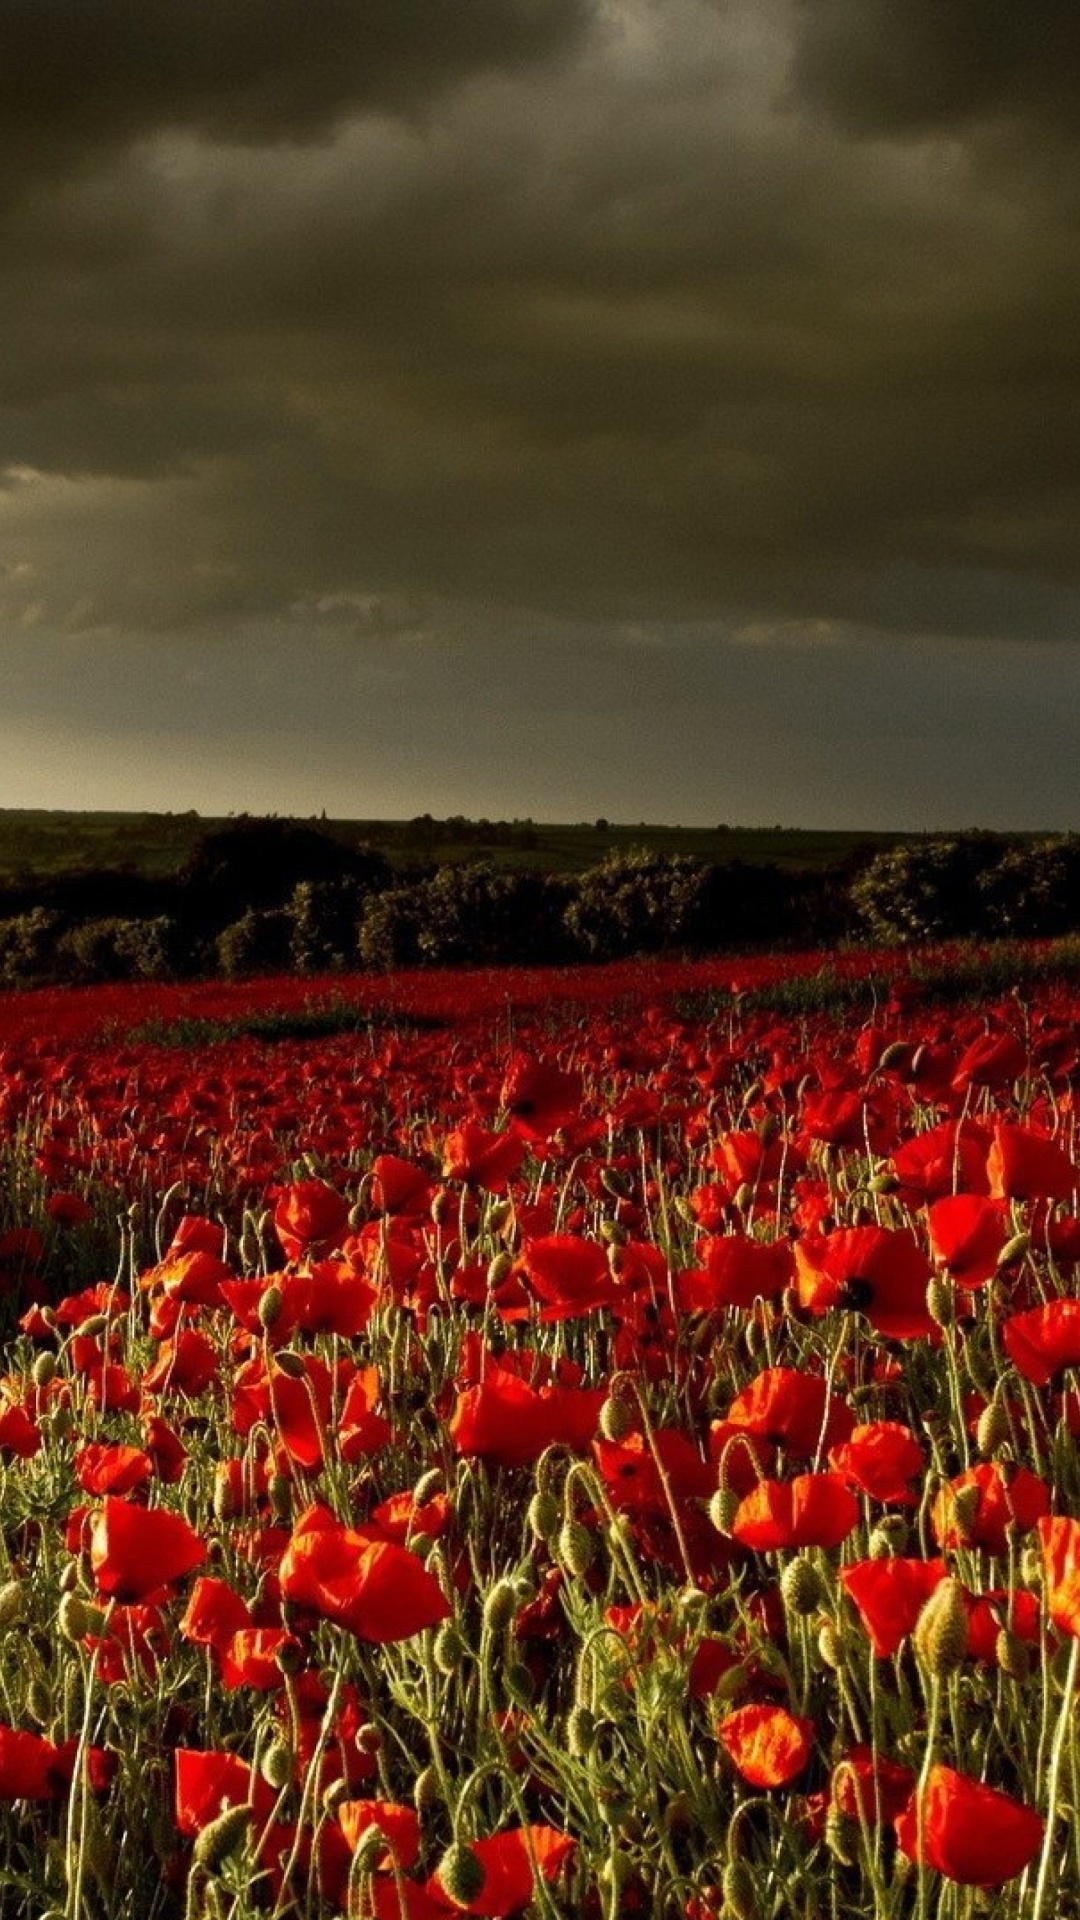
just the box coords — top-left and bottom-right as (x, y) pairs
(788, 1), (1080, 139)
(0, 0), (593, 184)
(4, 0), (1080, 829)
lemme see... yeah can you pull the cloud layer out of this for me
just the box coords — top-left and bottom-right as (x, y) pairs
(3, 0), (1079, 823)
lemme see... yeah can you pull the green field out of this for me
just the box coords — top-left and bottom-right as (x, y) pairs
(0, 808), (923, 882)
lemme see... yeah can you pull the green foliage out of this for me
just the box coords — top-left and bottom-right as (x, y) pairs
(849, 836), (1008, 942)
(54, 915), (185, 984)
(0, 909), (63, 986)
(215, 907), (292, 978)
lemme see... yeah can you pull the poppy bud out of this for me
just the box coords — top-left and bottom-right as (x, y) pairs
(413, 1467), (443, 1505)
(997, 1231), (1031, 1268)
(260, 1740), (294, 1790)
(505, 1661), (534, 1704)
(414, 1765), (441, 1812)
(925, 1275), (956, 1329)
(351, 1822), (392, 1875)
(527, 1490), (560, 1541)
(274, 1637), (306, 1677)
(437, 1843), (487, 1907)
(825, 1807), (857, 1867)
(600, 1217), (629, 1246)
(817, 1622), (848, 1671)
(31, 1352), (57, 1389)
(257, 1285), (283, 1331)
(868, 1168), (900, 1193)
(558, 1520), (595, 1577)
(598, 1391), (636, 1443)
(721, 1857), (758, 1920)
(996, 1628), (1031, 1680)
(486, 1252), (514, 1291)
(58, 1592), (90, 1643)
(878, 1041), (909, 1072)
(482, 1578), (517, 1635)
(868, 1517), (910, 1558)
(27, 1677), (52, 1726)
(0, 1580), (28, 1631)
(913, 1576), (969, 1676)
(434, 1622), (469, 1675)
(567, 1705), (597, 1757)
(976, 1394), (1011, 1456)
(77, 1313), (109, 1339)
(274, 1349), (307, 1380)
(193, 1804), (253, 1872)
(709, 1489), (740, 1537)
(781, 1555), (823, 1617)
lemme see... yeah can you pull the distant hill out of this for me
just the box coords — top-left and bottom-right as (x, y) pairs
(0, 807), (935, 882)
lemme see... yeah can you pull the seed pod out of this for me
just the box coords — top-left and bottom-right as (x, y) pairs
(437, 1843), (487, 1907)
(257, 1285), (283, 1331)
(192, 1804), (253, 1872)
(721, 1857), (758, 1920)
(260, 1740), (294, 1790)
(0, 1580), (28, 1631)
(58, 1593), (90, 1643)
(527, 1489), (560, 1541)
(996, 1628), (1031, 1681)
(709, 1488), (740, 1537)
(273, 1349), (307, 1380)
(486, 1251), (514, 1291)
(780, 1555), (823, 1617)
(567, 1704), (597, 1757)
(558, 1520), (595, 1577)
(976, 1394), (1011, 1456)
(913, 1576), (969, 1676)
(817, 1622), (847, 1671)
(925, 1275), (956, 1329)
(482, 1578), (518, 1636)
(597, 1391), (636, 1443)
(414, 1765), (441, 1813)
(433, 1622), (469, 1676)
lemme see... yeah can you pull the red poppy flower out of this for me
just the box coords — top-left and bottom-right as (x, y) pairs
(441, 1122), (526, 1194)
(142, 1327), (221, 1397)
(338, 1367), (394, 1463)
(273, 1179), (350, 1260)
(339, 1799), (421, 1871)
(828, 1422), (926, 1506)
(952, 1030), (1027, 1093)
(677, 1235), (793, 1312)
(517, 1235), (617, 1319)
(717, 1703), (814, 1787)
(278, 1505), (451, 1642)
(179, 1576), (253, 1651)
(431, 1826), (575, 1915)
(931, 1462), (1050, 1555)
(794, 1226), (934, 1340)
(0, 1402), (43, 1458)
(75, 1443), (154, 1497)
(594, 1430), (715, 1515)
(0, 1726), (111, 1800)
(1038, 1515), (1080, 1636)
(449, 1365), (604, 1467)
(927, 1194), (1009, 1289)
(987, 1123), (1077, 1202)
(890, 1119), (991, 1203)
(841, 1558), (947, 1657)
(174, 1748), (276, 1835)
(724, 1368), (854, 1460)
(89, 1497), (207, 1601)
(831, 1745), (915, 1826)
(500, 1055), (583, 1141)
(732, 1473), (859, 1551)
(894, 1766), (1043, 1886)
(219, 1629), (298, 1691)
(369, 1154), (434, 1215)
(1004, 1299), (1080, 1385)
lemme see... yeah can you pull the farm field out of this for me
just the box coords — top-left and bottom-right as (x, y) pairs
(3, 950), (1080, 1918)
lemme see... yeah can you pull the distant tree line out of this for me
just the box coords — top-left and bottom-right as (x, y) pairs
(1, 819), (1079, 986)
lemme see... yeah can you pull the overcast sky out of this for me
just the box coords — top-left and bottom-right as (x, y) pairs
(3, 0), (1080, 829)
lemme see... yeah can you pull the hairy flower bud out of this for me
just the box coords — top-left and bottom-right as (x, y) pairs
(437, 1843), (487, 1907)
(558, 1520), (595, 1577)
(913, 1576), (969, 1676)
(781, 1555), (823, 1617)
(193, 1805), (253, 1872)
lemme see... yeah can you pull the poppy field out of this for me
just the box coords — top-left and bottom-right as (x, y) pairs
(5, 951), (1080, 1919)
